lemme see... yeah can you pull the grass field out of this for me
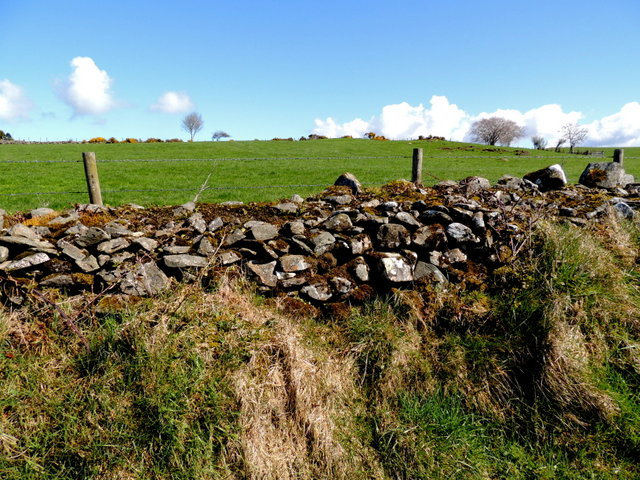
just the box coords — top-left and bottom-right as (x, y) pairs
(1, 139), (638, 213)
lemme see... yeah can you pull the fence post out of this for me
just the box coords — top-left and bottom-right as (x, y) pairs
(82, 152), (103, 205)
(613, 148), (624, 165)
(412, 148), (423, 184)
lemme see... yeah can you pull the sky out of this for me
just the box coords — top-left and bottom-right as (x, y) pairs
(1, 0), (639, 147)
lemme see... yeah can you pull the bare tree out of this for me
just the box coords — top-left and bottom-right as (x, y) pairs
(560, 123), (588, 153)
(531, 135), (548, 150)
(212, 130), (231, 141)
(468, 117), (525, 146)
(182, 112), (204, 141)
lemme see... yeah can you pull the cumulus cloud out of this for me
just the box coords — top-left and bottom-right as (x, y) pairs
(313, 96), (639, 147)
(150, 91), (194, 113)
(57, 57), (115, 116)
(0, 79), (33, 121)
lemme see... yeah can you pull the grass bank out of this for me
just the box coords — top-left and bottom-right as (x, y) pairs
(1, 214), (640, 478)
(2, 139), (635, 212)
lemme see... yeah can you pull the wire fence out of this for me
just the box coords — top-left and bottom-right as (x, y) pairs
(0, 151), (634, 204)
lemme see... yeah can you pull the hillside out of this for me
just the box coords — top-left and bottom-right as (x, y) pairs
(1, 169), (640, 479)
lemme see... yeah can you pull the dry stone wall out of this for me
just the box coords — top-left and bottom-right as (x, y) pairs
(1, 162), (638, 307)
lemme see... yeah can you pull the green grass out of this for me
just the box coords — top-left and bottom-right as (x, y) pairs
(1, 139), (636, 212)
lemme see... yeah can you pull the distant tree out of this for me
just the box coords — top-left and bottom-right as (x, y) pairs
(560, 123), (588, 153)
(0, 130), (11, 141)
(468, 117), (525, 146)
(212, 130), (230, 141)
(182, 112), (204, 141)
(531, 135), (548, 150)
(554, 138), (566, 152)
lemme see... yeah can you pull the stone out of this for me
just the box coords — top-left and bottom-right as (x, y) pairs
(283, 221), (305, 236)
(0, 246), (8, 262)
(334, 172), (362, 195)
(302, 282), (333, 301)
(375, 253), (413, 283)
(311, 231), (336, 255)
(459, 176), (491, 195)
(223, 229), (246, 246)
(420, 210), (454, 225)
(97, 238), (130, 254)
(164, 245), (191, 254)
(611, 200), (635, 219)
(323, 213), (353, 232)
(290, 194), (305, 203)
(413, 261), (448, 285)
(219, 251), (242, 265)
(8, 223), (41, 239)
(471, 212), (486, 232)
(48, 212), (80, 225)
(104, 221), (133, 238)
(579, 162), (635, 189)
(58, 240), (88, 261)
(40, 274), (75, 287)
(1, 252), (50, 271)
(523, 164), (567, 191)
(119, 262), (170, 296)
(273, 202), (299, 213)
(30, 207), (55, 218)
(394, 211), (421, 229)
(132, 237), (159, 252)
(76, 255), (100, 272)
(173, 201), (196, 216)
(247, 222), (278, 241)
(412, 224), (447, 250)
(348, 234), (373, 255)
(446, 223), (479, 244)
(207, 217), (224, 232)
(443, 248), (467, 264)
(325, 194), (353, 205)
(330, 276), (353, 295)
(376, 223), (411, 250)
(351, 257), (370, 282)
(76, 227), (111, 247)
(164, 254), (208, 269)
(187, 212), (207, 234)
(197, 237), (216, 256)
(0, 235), (56, 254)
(279, 254), (312, 272)
(246, 261), (277, 287)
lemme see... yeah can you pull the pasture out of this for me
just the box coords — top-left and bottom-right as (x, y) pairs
(0, 139), (637, 212)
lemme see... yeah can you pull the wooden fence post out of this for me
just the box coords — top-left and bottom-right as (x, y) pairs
(82, 152), (103, 205)
(613, 148), (624, 165)
(412, 148), (423, 184)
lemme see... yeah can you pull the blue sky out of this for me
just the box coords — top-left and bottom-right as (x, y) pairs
(1, 0), (639, 146)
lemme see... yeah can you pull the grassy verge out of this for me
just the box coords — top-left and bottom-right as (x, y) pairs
(1, 216), (640, 478)
(2, 139), (636, 212)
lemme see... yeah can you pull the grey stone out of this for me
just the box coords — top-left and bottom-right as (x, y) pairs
(412, 224), (447, 250)
(443, 248), (467, 264)
(579, 162), (635, 189)
(59, 241), (88, 261)
(376, 223), (411, 250)
(104, 221), (133, 238)
(459, 176), (491, 195)
(97, 238), (130, 254)
(302, 283), (332, 301)
(311, 231), (336, 254)
(132, 237), (159, 251)
(290, 236), (314, 255)
(120, 262), (170, 296)
(164, 254), (208, 269)
(64, 224), (88, 235)
(31, 226), (51, 237)
(279, 254), (311, 272)
(612, 200), (635, 219)
(187, 212), (207, 234)
(110, 252), (135, 265)
(197, 237), (216, 256)
(375, 253), (413, 283)
(334, 172), (362, 195)
(8, 223), (40, 239)
(219, 251), (242, 265)
(325, 195), (353, 205)
(48, 212), (80, 225)
(223, 229), (246, 246)
(330, 276), (353, 295)
(0, 246), (9, 262)
(290, 194), (305, 203)
(323, 213), (353, 232)
(1, 252), (50, 271)
(351, 257), (370, 282)
(446, 223), (479, 244)
(247, 261), (277, 287)
(247, 222), (278, 241)
(394, 211), (421, 229)
(283, 221), (305, 236)
(40, 274), (75, 287)
(523, 164), (567, 191)
(164, 245), (191, 254)
(420, 210), (454, 224)
(413, 262), (448, 285)
(76, 255), (100, 272)
(76, 227), (111, 247)
(274, 202), (299, 213)
(0, 235), (56, 253)
(207, 217), (224, 232)
(173, 202), (196, 216)
(30, 207), (56, 218)
(471, 212), (486, 232)
(348, 234), (373, 255)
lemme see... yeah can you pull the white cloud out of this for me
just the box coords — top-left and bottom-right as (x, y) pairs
(585, 102), (640, 147)
(58, 57), (115, 116)
(150, 91), (194, 113)
(0, 79), (33, 121)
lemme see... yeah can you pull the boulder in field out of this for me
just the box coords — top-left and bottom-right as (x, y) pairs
(579, 162), (635, 189)
(523, 164), (567, 191)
